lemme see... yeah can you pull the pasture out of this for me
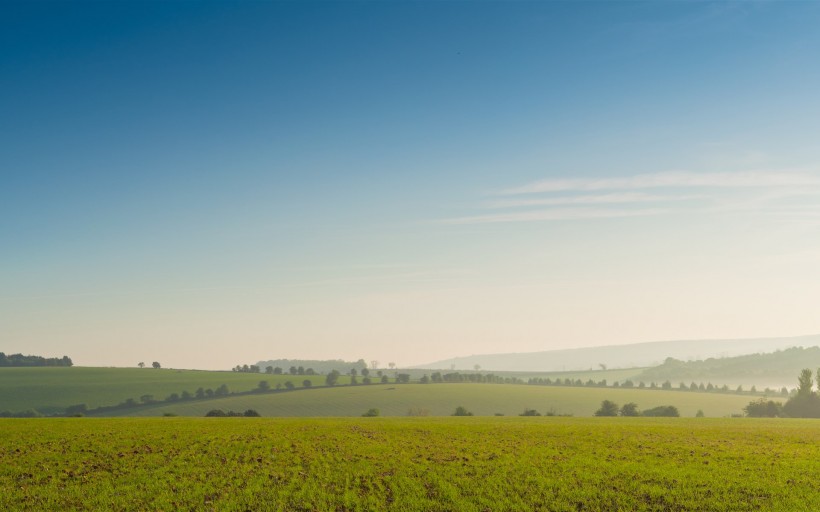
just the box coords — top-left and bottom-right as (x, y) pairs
(1, 417), (818, 511)
(0, 367), (333, 414)
(99, 383), (756, 418)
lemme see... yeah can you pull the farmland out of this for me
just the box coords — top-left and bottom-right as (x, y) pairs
(0, 367), (334, 414)
(102, 382), (756, 418)
(2, 417), (818, 511)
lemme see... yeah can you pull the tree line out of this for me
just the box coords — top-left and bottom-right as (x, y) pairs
(0, 352), (73, 367)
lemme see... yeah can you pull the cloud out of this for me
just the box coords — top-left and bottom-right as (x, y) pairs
(485, 192), (706, 209)
(439, 208), (669, 225)
(501, 170), (820, 195)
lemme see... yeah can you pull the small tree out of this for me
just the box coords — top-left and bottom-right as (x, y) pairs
(519, 408), (541, 416)
(453, 406), (473, 416)
(362, 408), (380, 417)
(620, 402), (640, 417)
(257, 380), (270, 392)
(380, 375), (389, 384)
(152, 361), (161, 369)
(214, 384), (229, 396)
(138, 362), (145, 368)
(325, 370), (340, 386)
(302, 379), (312, 388)
(284, 381), (295, 390)
(243, 409), (261, 417)
(594, 400), (619, 417)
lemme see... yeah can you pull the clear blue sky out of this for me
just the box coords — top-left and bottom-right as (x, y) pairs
(3, 1), (820, 369)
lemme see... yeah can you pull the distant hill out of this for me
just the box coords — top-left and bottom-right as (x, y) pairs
(635, 346), (820, 389)
(413, 335), (820, 372)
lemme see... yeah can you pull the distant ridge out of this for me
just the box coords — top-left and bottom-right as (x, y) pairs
(413, 335), (820, 372)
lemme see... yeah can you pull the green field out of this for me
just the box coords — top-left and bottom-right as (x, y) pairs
(2, 417), (818, 511)
(98, 383), (755, 418)
(0, 367), (335, 414)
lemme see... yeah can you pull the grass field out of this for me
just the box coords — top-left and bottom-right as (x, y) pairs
(98, 383), (756, 418)
(0, 367), (337, 414)
(1, 417), (818, 511)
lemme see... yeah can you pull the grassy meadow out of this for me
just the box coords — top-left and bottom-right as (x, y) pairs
(0, 367), (335, 414)
(2, 417), (818, 511)
(101, 383), (755, 418)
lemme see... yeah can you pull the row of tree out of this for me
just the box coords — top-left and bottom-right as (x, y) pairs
(527, 376), (789, 396)
(0, 352), (73, 367)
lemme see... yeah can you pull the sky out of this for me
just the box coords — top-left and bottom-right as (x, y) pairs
(3, 1), (820, 370)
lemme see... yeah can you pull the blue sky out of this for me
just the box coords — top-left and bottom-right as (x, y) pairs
(3, 1), (820, 369)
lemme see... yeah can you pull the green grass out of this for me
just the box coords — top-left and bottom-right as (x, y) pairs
(98, 383), (756, 418)
(0, 367), (335, 414)
(1, 417), (818, 511)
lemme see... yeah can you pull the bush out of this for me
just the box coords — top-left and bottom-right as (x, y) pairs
(243, 409), (261, 417)
(205, 409), (226, 417)
(642, 405), (680, 417)
(594, 400), (619, 417)
(744, 399), (784, 418)
(452, 406), (473, 416)
(362, 408), (380, 417)
(519, 408), (541, 416)
(619, 402), (640, 417)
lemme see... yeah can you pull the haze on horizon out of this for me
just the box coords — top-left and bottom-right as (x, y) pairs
(3, 1), (820, 371)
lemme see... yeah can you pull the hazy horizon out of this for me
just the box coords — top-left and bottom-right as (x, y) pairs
(4, 1), (820, 371)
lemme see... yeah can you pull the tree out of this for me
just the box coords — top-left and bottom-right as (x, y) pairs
(396, 373), (410, 384)
(273, 367), (283, 375)
(138, 362), (145, 368)
(784, 369), (820, 418)
(214, 384), (229, 396)
(380, 375), (389, 384)
(620, 402), (640, 417)
(361, 368), (370, 377)
(388, 362), (396, 370)
(140, 394), (155, 404)
(325, 370), (340, 386)
(244, 409), (261, 417)
(257, 380), (270, 392)
(284, 381), (295, 390)
(195, 387), (205, 399)
(797, 369), (814, 397)
(452, 406), (473, 416)
(265, 366), (274, 374)
(595, 400), (619, 417)
(302, 379), (312, 388)
(744, 399), (784, 418)
(519, 408), (541, 416)
(473, 364), (481, 372)
(181, 390), (193, 400)
(152, 361), (161, 369)
(289, 366), (298, 375)
(362, 408), (380, 417)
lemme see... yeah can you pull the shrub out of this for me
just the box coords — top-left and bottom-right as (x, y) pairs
(362, 408), (380, 417)
(642, 405), (680, 417)
(453, 406), (473, 416)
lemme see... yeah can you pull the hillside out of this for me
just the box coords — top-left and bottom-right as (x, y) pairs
(0, 367), (338, 414)
(635, 346), (820, 389)
(96, 383), (755, 418)
(414, 335), (820, 372)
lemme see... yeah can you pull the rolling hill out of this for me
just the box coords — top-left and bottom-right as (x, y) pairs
(414, 335), (820, 372)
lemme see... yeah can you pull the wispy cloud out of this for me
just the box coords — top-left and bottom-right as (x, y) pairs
(439, 169), (820, 225)
(439, 208), (669, 225)
(501, 170), (820, 195)
(485, 192), (705, 209)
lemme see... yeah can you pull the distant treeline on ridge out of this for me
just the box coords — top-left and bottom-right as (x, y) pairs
(0, 352), (73, 367)
(255, 358), (367, 374)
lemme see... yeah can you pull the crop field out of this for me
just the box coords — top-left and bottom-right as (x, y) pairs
(101, 383), (755, 418)
(1, 417), (818, 511)
(0, 368), (338, 414)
